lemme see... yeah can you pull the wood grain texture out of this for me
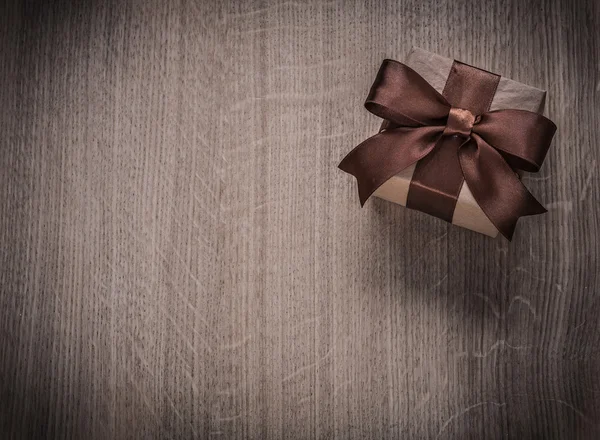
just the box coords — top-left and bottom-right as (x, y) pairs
(0, 0), (599, 438)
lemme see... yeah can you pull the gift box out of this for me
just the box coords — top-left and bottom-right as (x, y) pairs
(339, 47), (556, 240)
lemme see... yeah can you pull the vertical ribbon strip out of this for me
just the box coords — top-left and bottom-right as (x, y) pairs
(406, 61), (500, 223)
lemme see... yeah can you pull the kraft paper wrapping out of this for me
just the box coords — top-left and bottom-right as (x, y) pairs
(372, 48), (547, 237)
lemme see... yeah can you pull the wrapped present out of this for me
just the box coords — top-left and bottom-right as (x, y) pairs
(339, 48), (556, 239)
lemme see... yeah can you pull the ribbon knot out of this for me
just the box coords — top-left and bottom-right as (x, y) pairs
(338, 59), (557, 240)
(443, 107), (475, 138)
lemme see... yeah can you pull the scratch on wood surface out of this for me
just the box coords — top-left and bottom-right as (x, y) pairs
(259, 88), (352, 101)
(221, 1), (308, 20)
(435, 402), (506, 439)
(514, 266), (547, 283)
(234, 25), (339, 35)
(579, 161), (596, 201)
(164, 391), (197, 437)
(166, 312), (213, 355)
(527, 238), (545, 262)
(548, 400), (590, 423)
(253, 201), (271, 212)
(125, 371), (173, 440)
(545, 200), (574, 213)
(455, 340), (534, 359)
(172, 350), (202, 396)
(469, 340), (534, 358)
(215, 414), (241, 422)
(430, 274), (448, 289)
(288, 314), (322, 331)
(468, 292), (500, 318)
(333, 379), (353, 397)
(282, 350), (332, 383)
(508, 295), (539, 320)
(297, 394), (313, 405)
(193, 193), (223, 223)
(316, 131), (353, 140)
(193, 172), (220, 200)
(216, 389), (236, 396)
(220, 334), (252, 350)
(413, 391), (433, 411)
(229, 96), (267, 111)
(424, 231), (448, 248)
(514, 396), (599, 426)
(274, 59), (344, 71)
(165, 314), (209, 361)
(526, 173), (552, 181)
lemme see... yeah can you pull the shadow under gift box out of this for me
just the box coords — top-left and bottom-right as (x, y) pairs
(372, 48), (547, 238)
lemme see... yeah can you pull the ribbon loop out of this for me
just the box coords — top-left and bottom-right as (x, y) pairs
(364, 59), (450, 127)
(473, 109), (556, 172)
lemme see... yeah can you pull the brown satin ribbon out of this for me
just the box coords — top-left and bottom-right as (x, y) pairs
(407, 61), (500, 223)
(338, 59), (557, 240)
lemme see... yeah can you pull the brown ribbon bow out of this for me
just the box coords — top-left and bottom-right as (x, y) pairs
(339, 59), (557, 240)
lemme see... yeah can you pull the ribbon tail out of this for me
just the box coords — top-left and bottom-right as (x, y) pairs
(459, 135), (547, 241)
(339, 126), (443, 206)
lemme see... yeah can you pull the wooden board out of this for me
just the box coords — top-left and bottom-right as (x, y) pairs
(1, 0), (599, 438)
